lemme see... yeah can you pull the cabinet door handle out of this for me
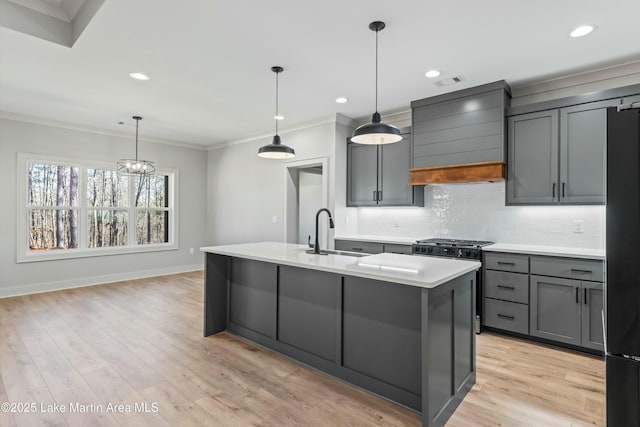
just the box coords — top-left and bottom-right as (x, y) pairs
(552, 182), (556, 198)
(351, 247), (363, 252)
(378, 191), (382, 201)
(571, 268), (593, 274)
(373, 190), (377, 201)
(497, 313), (515, 320)
(497, 285), (515, 290)
(497, 261), (515, 266)
(584, 288), (588, 305)
(562, 182), (566, 198)
(576, 287), (579, 304)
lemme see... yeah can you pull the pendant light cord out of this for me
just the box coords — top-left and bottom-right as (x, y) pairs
(135, 117), (139, 161)
(375, 27), (379, 113)
(275, 71), (279, 136)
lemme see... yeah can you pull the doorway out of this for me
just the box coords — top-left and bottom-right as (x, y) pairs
(284, 157), (330, 248)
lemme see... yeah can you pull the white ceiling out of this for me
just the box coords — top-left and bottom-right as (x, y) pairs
(1, 0), (639, 147)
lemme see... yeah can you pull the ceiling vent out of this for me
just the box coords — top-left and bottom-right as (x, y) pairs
(434, 76), (463, 87)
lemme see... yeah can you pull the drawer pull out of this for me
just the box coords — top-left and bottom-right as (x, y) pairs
(497, 285), (515, 290)
(352, 247), (364, 251)
(571, 268), (593, 274)
(497, 261), (515, 266)
(497, 313), (515, 320)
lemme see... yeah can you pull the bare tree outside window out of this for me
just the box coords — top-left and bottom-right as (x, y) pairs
(26, 160), (171, 254)
(27, 163), (78, 250)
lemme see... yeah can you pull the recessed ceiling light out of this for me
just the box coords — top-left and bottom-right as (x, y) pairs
(336, 97), (349, 104)
(275, 115), (284, 120)
(129, 72), (150, 81)
(570, 25), (596, 38)
(425, 70), (441, 78)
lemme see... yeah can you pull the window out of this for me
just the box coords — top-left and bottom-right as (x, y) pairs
(18, 153), (177, 262)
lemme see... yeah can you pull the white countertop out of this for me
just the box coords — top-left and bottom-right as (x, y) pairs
(483, 243), (605, 260)
(334, 235), (418, 245)
(200, 242), (480, 289)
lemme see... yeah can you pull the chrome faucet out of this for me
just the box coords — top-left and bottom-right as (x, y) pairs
(311, 208), (335, 255)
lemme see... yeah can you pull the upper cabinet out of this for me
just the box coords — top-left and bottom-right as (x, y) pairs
(347, 129), (424, 207)
(506, 84), (640, 205)
(507, 99), (619, 205)
(409, 81), (511, 185)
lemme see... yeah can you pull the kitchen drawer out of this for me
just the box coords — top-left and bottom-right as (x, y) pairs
(334, 240), (383, 254)
(484, 252), (529, 273)
(484, 298), (529, 334)
(485, 270), (529, 304)
(383, 243), (412, 255)
(530, 256), (604, 282)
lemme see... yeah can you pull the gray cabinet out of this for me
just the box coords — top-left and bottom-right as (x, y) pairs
(411, 80), (511, 168)
(347, 143), (378, 206)
(581, 281), (604, 351)
(529, 255), (604, 351)
(507, 111), (558, 204)
(483, 251), (604, 353)
(530, 275), (582, 345)
(559, 100), (616, 204)
(507, 99), (619, 205)
(346, 131), (423, 207)
(334, 239), (384, 254)
(482, 253), (530, 334)
(335, 239), (412, 255)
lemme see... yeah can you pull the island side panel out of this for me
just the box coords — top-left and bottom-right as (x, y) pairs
(421, 271), (476, 427)
(229, 258), (278, 339)
(204, 253), (230, 336)
(342, 276), (422, 396)
(278, 266), (339, 362)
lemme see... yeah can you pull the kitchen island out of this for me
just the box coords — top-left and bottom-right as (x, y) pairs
(201, 242), (480, 427)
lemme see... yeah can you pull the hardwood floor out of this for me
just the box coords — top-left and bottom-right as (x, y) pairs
(0, 272), (605, 426)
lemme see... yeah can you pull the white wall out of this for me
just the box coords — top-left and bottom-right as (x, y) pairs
(0, 118), (208, 297)
(206, 120), (337, 245)
(353, 183), (604, 249)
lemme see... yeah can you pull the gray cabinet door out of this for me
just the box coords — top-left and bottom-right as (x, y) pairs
(559, 100), (618, 204)
(530, 275), (581, 345)
(507, 110), (559, 204)
(581, 281), (604, 351)
(347, 143), (378, 206)
(379, 138), (413, 206)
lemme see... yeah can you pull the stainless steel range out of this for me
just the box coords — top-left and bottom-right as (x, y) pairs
(412, 238), (494, 334)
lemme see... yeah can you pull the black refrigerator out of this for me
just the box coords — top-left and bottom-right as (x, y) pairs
(606, 103), (640, 426)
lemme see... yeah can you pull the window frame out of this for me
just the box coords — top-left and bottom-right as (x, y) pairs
(17, 152), (178, 263)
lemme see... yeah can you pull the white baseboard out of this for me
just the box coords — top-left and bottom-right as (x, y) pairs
(0, 263), (204, 298)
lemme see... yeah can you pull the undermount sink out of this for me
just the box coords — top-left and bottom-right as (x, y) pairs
(304, 249), (368, 257)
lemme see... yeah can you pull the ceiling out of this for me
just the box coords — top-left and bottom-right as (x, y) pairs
(1, 0), (639, 147)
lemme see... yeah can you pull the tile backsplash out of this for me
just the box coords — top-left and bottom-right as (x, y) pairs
(353, 182), (605, 249)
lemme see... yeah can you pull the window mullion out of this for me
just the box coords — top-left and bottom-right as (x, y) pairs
(129, 175), (136, 246)
(80, 166), (88, 250)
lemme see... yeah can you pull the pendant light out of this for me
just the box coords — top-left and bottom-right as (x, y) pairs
(117, 116), (156, 176)
(351, 21), (402, 145)
(258, 66), (296, 159)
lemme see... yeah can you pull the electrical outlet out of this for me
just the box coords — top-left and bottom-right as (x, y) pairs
(573, 220), (584, 234)
(393, 216), (400, 228)
(272, 216), (278, 224)
(189, 248), (194, 255)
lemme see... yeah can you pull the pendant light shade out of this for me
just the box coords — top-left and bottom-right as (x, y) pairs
(258, 66), (296, 159)
(117, 116), (156, 176)
(351, 21), (402, 145)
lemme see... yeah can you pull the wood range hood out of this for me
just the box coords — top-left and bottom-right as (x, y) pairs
(409, 161), (506, 185)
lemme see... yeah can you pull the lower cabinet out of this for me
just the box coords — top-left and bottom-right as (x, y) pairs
(483, 251), (604, 353)
(334, 239), (412, 255)
(530, 275), (603, 351)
